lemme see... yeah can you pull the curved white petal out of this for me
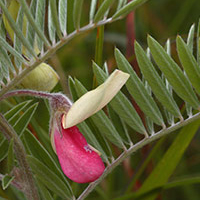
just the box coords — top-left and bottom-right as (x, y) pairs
(62, 70), (129, 129)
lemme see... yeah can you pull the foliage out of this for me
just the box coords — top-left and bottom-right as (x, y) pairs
(0, 0), (200, 200)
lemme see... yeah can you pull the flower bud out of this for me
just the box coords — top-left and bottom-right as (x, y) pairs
(20, 63), (59, 92)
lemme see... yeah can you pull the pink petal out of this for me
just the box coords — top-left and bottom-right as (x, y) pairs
(54, 126), (105, 183)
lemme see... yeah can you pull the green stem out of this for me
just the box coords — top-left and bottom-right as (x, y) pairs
(0, 114), (39, 200)
(77, 112), (200, 200)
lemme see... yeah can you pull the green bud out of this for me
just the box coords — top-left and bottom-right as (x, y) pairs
(20, 63), (59, 92)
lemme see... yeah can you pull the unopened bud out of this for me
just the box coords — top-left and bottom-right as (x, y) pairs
(20, 63), (59, 91)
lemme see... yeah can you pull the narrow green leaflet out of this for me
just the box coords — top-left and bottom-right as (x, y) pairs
(14, 6), (24, 69)
(197, 19), (200, 64)
(0, 1), (37, 58)
(163, 40), (175, 125)
(18, 0), (50, 48)
(112, 0), (148, 19)
(0, 139), (8, 162)
(0, 46), (15, 76)
(2, 174), (15, 190)
(49, 0), (63, 39)
(176, 36), (200, 95)
(13, 102), (38, 136)
(73, 0), (84, 29)
(0, 51), (11, 80)
(59, 0), (67, 35)
(68, 76), (79, 101)
(135, 41), (181, 118)
(26, 0), (37, 51)
(35, 177), (54, 200)
(5, 100), (32, 122)
(148, 36), (200, 109)
(117, 0), (127, 10)
(23, 129), (72, 192)
(35, 0), (46, 51)
(90, 0), (98, 22)
(6, 138), (14, 173)
(93, 62), (147, 135)
(94, 0), (115, 23)
(115, 48), (164, 126)
(48, 1), (56, 44)
(74, 78), (125, 148)
(27, 155), (73, 200)
(136, 119), (200, 200)
(0, 36), (25, 63)
(186, 24), (195, 52)
(0, 101), (31, 162)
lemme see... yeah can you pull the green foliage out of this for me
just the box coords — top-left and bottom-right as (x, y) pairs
(0, 0), (200, 200)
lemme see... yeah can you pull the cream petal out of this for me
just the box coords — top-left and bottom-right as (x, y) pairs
(63, 70), (129, 129)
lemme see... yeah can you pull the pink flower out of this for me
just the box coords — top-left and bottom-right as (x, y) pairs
(50, 70), (129, 183)
(54, 124), (105, 183)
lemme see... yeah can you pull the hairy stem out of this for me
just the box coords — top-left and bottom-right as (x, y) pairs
(77, 112), (200, 200)
(0, 114), (39, 200)
(0, 89), (53, 101)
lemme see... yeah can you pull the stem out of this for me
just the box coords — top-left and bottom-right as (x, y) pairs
(0, 114), (40, 200)
(77, 112), (200, 200)
(0, 89), (54, 101)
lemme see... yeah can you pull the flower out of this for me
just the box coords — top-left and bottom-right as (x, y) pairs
(50, 69), (130, 183)
(54, 124), (105, 183)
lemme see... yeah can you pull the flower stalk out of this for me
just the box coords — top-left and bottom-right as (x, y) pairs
(0, 113), (40, 200)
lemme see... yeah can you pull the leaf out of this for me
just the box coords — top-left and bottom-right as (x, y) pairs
(176, 36), (200, 95)
(134, 41), (181, 118)
(73, 78), (125, 148)
(0, 139), (9, 162)
(6, 138), (14, 173)
(0, 1), (37, 58)
(35, 0), (46, 52)
(14, 6), (24, 69)
(35, 176), (54, 200)
(2, 174), (15, 190)
(148, 35), (200, 109)
(18, 0), (50, 48)
(13, 102), (38, 136)
(27, 155), (73, 200)
(93, 62), (147, 135)
(0, 36), (25, 63)
(4, 100), (32, 123)
(115, 48), (164, 127)
(23, 129), (72, 193)
(90, 0), (98, 22)
(48, 1), (56, 44)
(94, 0), (115, 23)
(73, 0), (84, 29)
(59, 0), (67, 35)
(49, 0), (63, 39)
(112, 0), (148, 19)
(186, 24), (195, 52)
(197, 19), (200, 64)
(136, 119), (200, 200)
(25, 0), (37, 52)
